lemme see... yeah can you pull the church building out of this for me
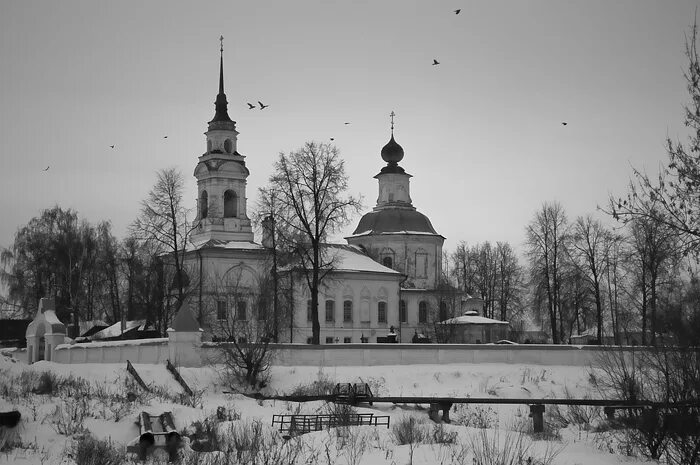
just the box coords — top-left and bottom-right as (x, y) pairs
(177, 43), (472, 344)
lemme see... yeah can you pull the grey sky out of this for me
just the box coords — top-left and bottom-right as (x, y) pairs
(0, 0), (697, 254)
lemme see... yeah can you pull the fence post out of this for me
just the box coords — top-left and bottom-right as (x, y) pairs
(529, 404), (545, 433)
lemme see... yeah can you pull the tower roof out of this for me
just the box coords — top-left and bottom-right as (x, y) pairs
(208, 36), (234, 128)
(351, 208), (439, 236)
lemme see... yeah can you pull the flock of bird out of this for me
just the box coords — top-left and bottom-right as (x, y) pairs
(40, 8), (569, 172)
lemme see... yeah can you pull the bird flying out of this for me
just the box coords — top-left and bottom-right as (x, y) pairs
(258, 101), (269, 110)
(344, 122), (351, 125)
(330, 138), (335, 141)
(42, 166), (49, 171)
(561, 122), (568, 126)
(432, 59), (440, 66)
(247, 103), (256, 109)
(109, 145), (115, 149)
(454, 9), (461, 14)
(163, 136), (168, 139)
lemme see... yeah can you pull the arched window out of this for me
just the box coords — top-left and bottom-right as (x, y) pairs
(399, 300), (407, 323)
(200, 190), (208, 219)
(382, 256), (393, 269)
(418, 301), (428, 323)
(377, 301), (387, 323)
(224, 139), (233, 153)
(343, 300), (353, 322)
(325, 300), (335, 322)
(306, 299), (313, 322)
(224, 190), (237, 217)
(207, 140), (212, 153)
(439, 301), (448, 321)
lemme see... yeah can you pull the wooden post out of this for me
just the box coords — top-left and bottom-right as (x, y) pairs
(603, 406), (615, 421)
(440, 403), (453, 423)
(429, 403), (442, 422)
(126, 360), (150, 392)
(166, 359), (194, 397)
(529, 404), (545, 433)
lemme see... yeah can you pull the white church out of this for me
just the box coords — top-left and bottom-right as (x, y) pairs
(176, 45), (479, 344)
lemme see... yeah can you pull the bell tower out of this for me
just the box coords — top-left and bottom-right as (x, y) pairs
(191, 37), (254, 243)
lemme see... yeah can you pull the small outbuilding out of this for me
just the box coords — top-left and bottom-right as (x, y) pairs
(25, 298), (67, 363)
(436, 311), (509, 344)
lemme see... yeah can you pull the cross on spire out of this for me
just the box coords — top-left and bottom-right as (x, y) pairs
(219, 35), (224, 53)
(390, 111), (396, 136)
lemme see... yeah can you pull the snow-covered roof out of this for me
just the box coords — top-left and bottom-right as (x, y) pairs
(91, 320), (149, 340)
(327, 244), (401, 274)
(439, 311), (509, 326)
(186, 238), (265, 252)
(281, 244), (401, 275)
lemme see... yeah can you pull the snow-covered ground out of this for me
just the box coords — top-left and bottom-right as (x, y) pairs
(0, 353), (654, 465)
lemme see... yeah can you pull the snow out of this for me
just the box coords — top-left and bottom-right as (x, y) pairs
(54, 337), (167, 350)
(328, 245), (401, 274)
(440, 313), (509, 325)
(0, 352), (655, 465)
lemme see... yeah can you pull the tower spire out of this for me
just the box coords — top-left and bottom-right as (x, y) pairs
(219, 35), (225, 95)
(209, 35), (233, 125)
(390, 110), (395, 136)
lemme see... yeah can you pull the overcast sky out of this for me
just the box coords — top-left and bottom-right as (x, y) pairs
(1, 0), (698, 255)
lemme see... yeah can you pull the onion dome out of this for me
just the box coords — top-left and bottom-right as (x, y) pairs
(381, 136), (404, 164)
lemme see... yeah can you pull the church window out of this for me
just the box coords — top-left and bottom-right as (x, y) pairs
(344, 337), (352, 343)
(307, 299), (313, 322)
(419, 301), (428, 323)
(377, 301), (387, 323)
(224, 139), (233, 153)
(388, 193), (394, 202)
(325, 337), (335, 344)
(439, 301), (448, 321)
(236, 301), (247, 320)
(207, 140), (212, 153)
(224, 190), (238, 217)
(343, 300), (353, 322)
(217, 300), (227, 321)
(200, 190), (209, 219)
(399, 300), (407, 323)
(325, 300), (335, 322)
(382, 256), (393, 269)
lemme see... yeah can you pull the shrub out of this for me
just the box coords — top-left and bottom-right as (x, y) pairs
(50, 398), (89, 436)
(289, 370), (335, 396)
(71, 435), (126, 465)
(33, 371), (60, 395)
(392, 416), (425, 445)
(429, 423), (458, 445)
(453, 404), (498, 429)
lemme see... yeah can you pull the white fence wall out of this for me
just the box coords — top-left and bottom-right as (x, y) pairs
(200, 343), (632, 367)
(53, 338), (169, 364)
(34, 339), (639, 367)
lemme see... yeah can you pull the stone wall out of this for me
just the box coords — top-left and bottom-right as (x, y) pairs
(33, 337), (640, 368)
(52, 338), (169, 364)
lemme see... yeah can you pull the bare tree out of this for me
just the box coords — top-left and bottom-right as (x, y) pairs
(626, 217), (679, 345)
(608, 22), (700, 257)
(209, 268), (279, 388)
(526, 201), (569, 343)
(131, 168), (196, 328)
(568, 215), (610, 344)
(265, 142), (362, 344)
